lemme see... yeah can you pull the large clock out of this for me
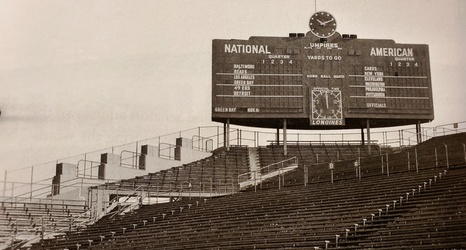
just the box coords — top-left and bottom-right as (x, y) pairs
(311, 89), (343, 123)
(309, 11), (337, 38)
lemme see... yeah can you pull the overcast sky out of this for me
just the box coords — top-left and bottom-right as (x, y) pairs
(1, 0), (465, 182)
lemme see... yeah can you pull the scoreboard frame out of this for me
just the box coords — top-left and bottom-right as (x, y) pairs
(212, 31), (434, 130)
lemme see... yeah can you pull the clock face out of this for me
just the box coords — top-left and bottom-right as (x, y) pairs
(311, 89), (342, 120)
(309, 11), (337, 38)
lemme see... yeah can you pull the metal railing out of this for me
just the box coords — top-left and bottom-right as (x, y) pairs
(3, 208), (92, 250)
(1, 122), (465, 210)
(305, 143), (466, 184)
(433, 121), (466, 137)
(120, 150), (141, 169)
(192, 135), (214, 152)
(0, 177), (112, 206)
(158, 143), (177, 160)
(238, 157), (298, 191)
(89, 178), (238, 221)
(76, 160), (101, 179)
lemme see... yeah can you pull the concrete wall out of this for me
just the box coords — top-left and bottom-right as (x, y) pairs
(52, 162), (107, 201)
(139, 139), (211, 173)
(52, 163), (78, 196)
(179, 146), (212, 163)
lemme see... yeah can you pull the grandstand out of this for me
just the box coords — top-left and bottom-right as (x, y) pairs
(0, 123), (465, 249)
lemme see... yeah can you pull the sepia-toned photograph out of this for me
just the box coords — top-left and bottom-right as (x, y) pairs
(0, 0), (465, 249)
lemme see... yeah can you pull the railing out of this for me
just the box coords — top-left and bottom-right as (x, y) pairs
(90, 179), (238, 221)
(158, 143), (177, 160)
(268, 140), (376, 146)
(4, 208), (92, 250)
(1, 177), (53, 204)
(259, 157), (298, 176)
(120, 150), (141, 169)
(0, 177), (113, 206)
(238, 157), (298, 191)
(433, 121), (466, 137)
(305, 143), (466, 184)
(105, 180), (238, 198)
(106, 185), (146, 220)
(192, 135), (214, 152)
(0, 193), (91, 246)
(76, 159), (101, 179)
(1, 122), (465, 206)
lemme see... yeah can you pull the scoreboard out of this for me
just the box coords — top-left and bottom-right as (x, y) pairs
(212, 32), (433, 129)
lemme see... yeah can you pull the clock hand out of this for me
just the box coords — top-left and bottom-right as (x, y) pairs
(316, 19), (324, 25)
(325, 92), (329, 109)
(322, 18), (335, 25)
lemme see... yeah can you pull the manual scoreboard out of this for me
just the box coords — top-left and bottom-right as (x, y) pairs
(212, 24), (433, 129)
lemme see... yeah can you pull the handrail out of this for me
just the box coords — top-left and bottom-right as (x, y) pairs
(0, 176), (106, 204)
(259, 156), (298, 173)
(158, 142), (177, 160)
(0, 191), (93, 248)
(267, 140), (379, 146)
(3, 121), (465, 186)
(192, 135), (214, 152)
(9, 208), (93, 249)
(0, 197), (86, 207)
(238, 157), (298, 188)
(306, 142), (466, 183)
(76, 159), (102, 179)
(92, 184), (160, 222)
(0, 177), (53, 203)
(119, 150), (141, 169)
(94, 178), (238, 222)
(434, 122), (466, 137)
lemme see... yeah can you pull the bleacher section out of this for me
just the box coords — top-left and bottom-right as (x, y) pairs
(101, 146), (250, 195)
(0, 132), (460, 249)
(255, 134), (466, 189)
(29, 133), (466, 249)
(0, 200), (88, 247)
(255, 143), (377, 189)
(31, 165), (465, 249)
(336, 167), (466, 249)
(84, 146), (251, 221)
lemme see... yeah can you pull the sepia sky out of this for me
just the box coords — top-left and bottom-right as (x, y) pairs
(0, 0), (465, 182)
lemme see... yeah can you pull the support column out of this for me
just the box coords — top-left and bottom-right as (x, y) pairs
(361, 128), (365, 146)
(367, 119), (372, 155)
(416, 121), (422, 144)
(283, 119), (287, 156)
(223, 122), (226, 148)
(224, 119), (230, 151)
(30, 166), (34, 201)
(276, 128), (280, 145)
(399, 130), (404, 147)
